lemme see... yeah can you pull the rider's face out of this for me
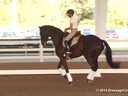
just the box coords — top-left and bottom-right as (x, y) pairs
(67, 13), (72, 18)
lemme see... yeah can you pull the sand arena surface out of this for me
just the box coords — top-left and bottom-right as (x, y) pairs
(0, 62), (127, 96)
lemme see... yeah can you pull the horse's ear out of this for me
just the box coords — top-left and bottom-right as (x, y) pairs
(38, 26), (41, 29)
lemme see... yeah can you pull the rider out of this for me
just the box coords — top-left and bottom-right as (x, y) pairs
(64, 9), (78, 56)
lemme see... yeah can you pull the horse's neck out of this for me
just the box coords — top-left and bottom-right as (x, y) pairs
(51, 32), (64, 47)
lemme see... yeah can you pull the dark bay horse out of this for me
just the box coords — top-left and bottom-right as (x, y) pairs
(39, 25), (120, 85)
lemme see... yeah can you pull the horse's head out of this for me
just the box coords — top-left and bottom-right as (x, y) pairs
(39, 26), (50, 46)
(39, 25), (64, 47)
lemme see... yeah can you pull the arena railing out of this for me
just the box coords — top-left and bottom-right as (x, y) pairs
(0, 39), (128, 62)
(0, 39), (128, 76)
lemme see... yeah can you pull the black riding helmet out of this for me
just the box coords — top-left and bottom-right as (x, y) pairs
(66, 9), (74, 15)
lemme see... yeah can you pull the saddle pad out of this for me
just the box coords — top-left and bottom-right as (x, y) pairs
(63, 36), (80, 47)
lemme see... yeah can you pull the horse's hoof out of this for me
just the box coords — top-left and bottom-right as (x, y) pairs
(68, 82), (72, 86)
(87, 79), (93, 84)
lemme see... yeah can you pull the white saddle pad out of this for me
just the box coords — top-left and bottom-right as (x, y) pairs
(63, 36), (80, 47)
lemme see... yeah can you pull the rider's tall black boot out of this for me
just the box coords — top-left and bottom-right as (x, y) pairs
(64, 40), (72, 60)
(64, 40), (72, 54)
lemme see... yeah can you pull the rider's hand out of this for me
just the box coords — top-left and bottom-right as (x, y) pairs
(64, 28), (67, 32)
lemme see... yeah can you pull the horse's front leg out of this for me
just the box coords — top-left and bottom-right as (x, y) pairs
(58, 57), (73, 85)
(58, 60), (66, 77)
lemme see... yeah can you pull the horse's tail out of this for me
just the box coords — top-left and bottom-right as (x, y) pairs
(102, 40), (120, 68)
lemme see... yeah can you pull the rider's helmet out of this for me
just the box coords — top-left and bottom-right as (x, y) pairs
(66, 9), (74, 15)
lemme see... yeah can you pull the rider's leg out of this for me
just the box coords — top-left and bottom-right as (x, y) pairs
(64, 28), (77, 54)
(65, 28), (78, 41)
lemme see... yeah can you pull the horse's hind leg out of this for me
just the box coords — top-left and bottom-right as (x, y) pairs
(85, 56), (99, 83)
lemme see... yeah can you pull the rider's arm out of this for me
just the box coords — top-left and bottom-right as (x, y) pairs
(65, 23), (73, 32)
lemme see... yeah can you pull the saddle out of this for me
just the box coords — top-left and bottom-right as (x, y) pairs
(63, 31), (81, 47)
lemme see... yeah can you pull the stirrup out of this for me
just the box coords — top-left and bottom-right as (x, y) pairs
(65, 51), (72, 60)
(66, 51), (72, 55)
(65, 54), (72, 60)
